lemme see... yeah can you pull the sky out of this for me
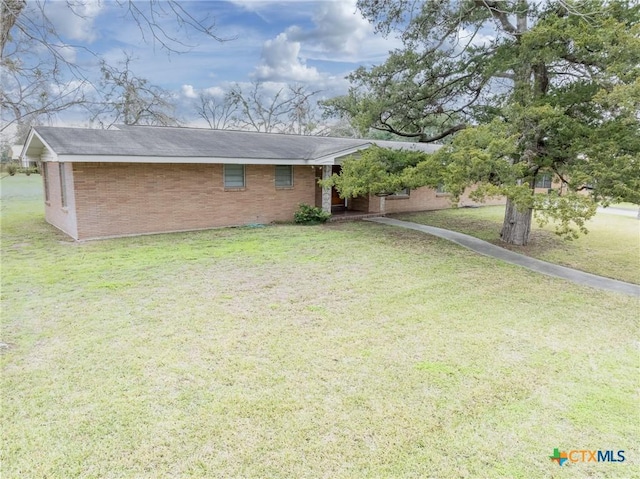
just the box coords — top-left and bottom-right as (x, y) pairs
(36, 0), (402, 127)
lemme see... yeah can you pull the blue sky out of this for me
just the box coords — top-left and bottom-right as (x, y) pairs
(41, 0), (401, 126)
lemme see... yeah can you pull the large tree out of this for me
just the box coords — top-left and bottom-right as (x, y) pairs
(1, 0), (222, 134)
(228, 82), (325, 135)
(89, 54), (179, 128)
(196, 90), (238, 130)
(324, 0), (640, 244)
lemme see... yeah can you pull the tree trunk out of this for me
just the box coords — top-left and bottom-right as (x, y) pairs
(1, 0), (26, 57)
(500, 198), (532, 245)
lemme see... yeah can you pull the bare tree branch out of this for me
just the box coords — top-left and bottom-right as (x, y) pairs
(89, 53), (179, 128)
(1, 0), (224, 137)
(475, 0), (517, 34)
(228, 82), (324, 135)
(196, 91), (238, 130)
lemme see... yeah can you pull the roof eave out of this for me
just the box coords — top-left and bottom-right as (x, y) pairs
(54, 155), (317, 165)
(310, 144), (371, 165)
(20, 128), (57, 162)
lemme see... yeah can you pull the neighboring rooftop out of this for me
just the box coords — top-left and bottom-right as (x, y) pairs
(22, 125), (441, 165)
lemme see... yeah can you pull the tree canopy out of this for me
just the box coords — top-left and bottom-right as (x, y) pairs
(324, 0), (640, 244)
(1, 0), (222, 134)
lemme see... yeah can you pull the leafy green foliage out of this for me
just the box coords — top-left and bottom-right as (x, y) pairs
(18, 166), (38, 176)
(5, 162), (18, 176)
(326, 0), (640, 242)
(320, 146), (427, 198)
(293, 203), (331, 224)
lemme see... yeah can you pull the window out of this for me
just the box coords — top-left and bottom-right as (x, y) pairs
(224, 164), (245, 188)
(535, 173), (552, 189)
(42, 163), (50, 202)
(436, 184), (448, 194)
(389, 188), (410, 197)
(275, 165), (293, 187)
(59, 163), (68, 207)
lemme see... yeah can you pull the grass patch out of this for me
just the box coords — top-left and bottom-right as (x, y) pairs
(2, 176), (639, 478)
(394, 206), (640, 284)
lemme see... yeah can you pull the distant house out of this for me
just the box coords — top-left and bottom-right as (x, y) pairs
(10, 145), (32, 167)
(20, 125), (502, 240)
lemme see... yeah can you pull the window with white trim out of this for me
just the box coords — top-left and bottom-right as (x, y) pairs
(275, 165), (293, 187)
(59, 163), (68, 207)
(535, 173), (552, 189)
(224, 164), (245, 188)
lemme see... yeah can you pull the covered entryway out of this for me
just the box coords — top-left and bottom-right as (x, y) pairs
(331, 165), (346, 211)
(315, 165), (382, 216)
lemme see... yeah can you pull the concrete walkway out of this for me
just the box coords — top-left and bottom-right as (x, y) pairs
(365, 217), (640, 297)
(597, 207), (640, 218)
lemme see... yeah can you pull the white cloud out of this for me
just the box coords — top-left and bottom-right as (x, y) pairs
(43, 0), (104, 43)
(229, 0), (318, 11)
(57, 45), (77, 64)
(181, 84), (198, 99)
(204, 86), (225, 97)
(253, 33), (322, 82)
(457, 28), (496, 49)
(251, 0), (399, 81)
(181, 84), (226, 99)
(286, 1), (371, 58)
(49, 79), (92, 97)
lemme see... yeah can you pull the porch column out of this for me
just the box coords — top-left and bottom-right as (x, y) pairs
(321, 165), (332, 213)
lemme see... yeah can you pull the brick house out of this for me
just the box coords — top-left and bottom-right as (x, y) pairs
(21, 125), (501, 240)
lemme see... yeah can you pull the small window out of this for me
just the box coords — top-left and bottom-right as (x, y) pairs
(436, 184), (448, 194)
(59, 163), (68, 207)
(224, 164), (245, 188)
(535, 173), (552, 189)
(42, 163), (50, 202)
(390, 188), (410, 197)
(275, 165), (293, 187)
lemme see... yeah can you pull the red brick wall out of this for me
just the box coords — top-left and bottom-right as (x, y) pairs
(348, 195), (370, 212)
(43, 161), (79, 239)
(72, 163), (316, 239)
(378, 186), (506, 214)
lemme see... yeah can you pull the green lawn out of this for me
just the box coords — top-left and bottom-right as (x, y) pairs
(394, 206), (640, 285)
(2, 176), (639, 478)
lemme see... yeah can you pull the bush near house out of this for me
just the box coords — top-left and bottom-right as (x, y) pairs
(18, 166), (39, 176)
(294, 203), (331, 224)
(5, 162), (19, 176)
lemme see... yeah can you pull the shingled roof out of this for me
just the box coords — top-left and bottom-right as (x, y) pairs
(22, 125), (441, 165)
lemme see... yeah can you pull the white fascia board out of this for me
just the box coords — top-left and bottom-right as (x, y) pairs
(310, 144), (372, 165)
(20, 128), (58, 162)
(54, 155), (312, 165)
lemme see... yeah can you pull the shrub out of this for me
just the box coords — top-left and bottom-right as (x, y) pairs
(6, 163), (18, 176)
(294, 203), (331, 224)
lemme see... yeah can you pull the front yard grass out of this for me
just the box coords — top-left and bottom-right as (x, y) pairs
(2, 176), (639, 478)
(394, 205), (640, 285)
